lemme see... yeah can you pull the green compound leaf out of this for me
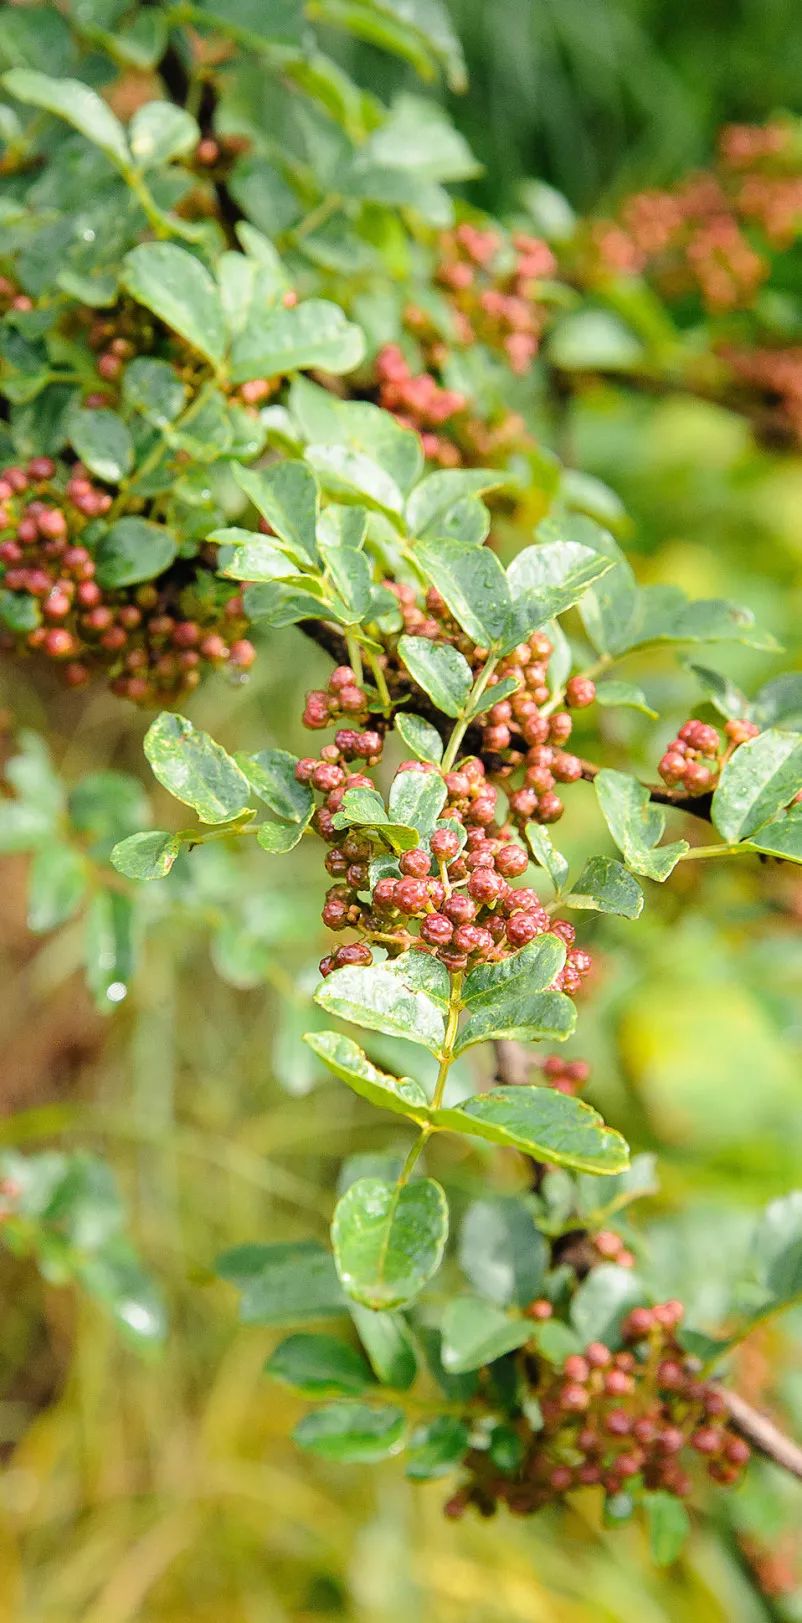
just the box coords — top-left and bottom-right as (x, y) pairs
(27, 844), (86, 933)
(293, 1401), (405, 1463)
(255, 814), (311, 853)
(644, 1491), (691, 1566)
(564, 856), (644, 918)
(440, 1296), (532, 1373)
(457, 933), (574, 1050)
(315, 961), (447, 1053)
(68, 407), (133, 484)
(711, 729), (802, 844)
(331, 786), (419, 852)
(2, 68), (130, 168)
(111, 830), (182, 881)
(397, 634), (473, 718)
(265, 1332), (374, 1397)
(406, 1416), (470, 1480)
(232, 461), (319, 563)
(122, 357), (186, 427)
(121, 243), (226, 369)
(595, 680), (658, 719)
(217, 1239), (345, 1325)
(415, 540), (510, 649)
(128, 101), (198, 170)
(502, 539), (613, 652)
(595, 769), (688, 881)
(387, 767), (447, 834)
(350, 1303), (418, 1389)
(395, 712), (444, 764)
(229, 300), (364, 383)
(436, 1087), (629, 1175)
(94, 517), (177, 588)
(144, 713), (251, 825)
(746, 804), (802, 863)
(304, 1032), (430, 1122)
(525, 823), (569, 894)
(234, 748), (312, 823)
(331, 1176), (449, 1310)
(570, 1264), (646, 1348)
(458, 1197), (548, 1308)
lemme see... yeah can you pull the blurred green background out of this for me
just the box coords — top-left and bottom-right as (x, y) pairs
(1, 2), (802, 1619)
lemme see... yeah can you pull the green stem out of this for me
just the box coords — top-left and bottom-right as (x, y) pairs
(441, 661), (497, 773)
(365, 648), (391, 714)
(677, 842), (753, 862)
(398, 971), (463, 1183)
(345, 633), (364, 687)
(289, 192), (343, 244)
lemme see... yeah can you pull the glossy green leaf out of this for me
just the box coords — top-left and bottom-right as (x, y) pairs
(350, 1304), (418, 1389)
(457, 935), (574, 1051)
(595, 680), (658, 719)
(525, 823), (569, 893)
(397, 634), (473, 718)
(122, 357), (186, 427)
(458, 1197), (548, 1308)
(94, 517), (176, 587)
(27, 844), (86, 932)
(395, 712), (444, 764)
(229, 300), (364, 383)
(121, 243), (226, 369)
(232, 461), (319, 563)
(315, 961), (446, 1053)
(595, 769), (688, 881)
(2, 68), (129, 168)
(387, 768), (447, 834)
(266, 1332), (374, 1397)
(68, 407), (133, 484)
(111, 830), (182, 881)
(565, 856), (644, 919)
(502, 539), (612, 652)
(217, 1240), (345, 1325)
(331, 787), (419, 852)
(144, 714), (251, 825)
(440, 1296), (531, 1373)
(751, 673), (802, 731)
(294, 1401), (405, 1462)
(711, 729), (802, 844)
(415, 540), (510, 649)
(438, 1087), (629, 1174)
(234, 748), (312, 823)
(752, 1191), (802, 1305)
(745, 804), (802, 863)
(644, 1492), (691, 1566)
(331, 1176), (449, 1310)
(685, 663), (748, 721)
(255, 815), (310, 853)
(128, 101), (198, 170)
(406, 1415), (470, 1480)
(406, 468), (501, 537)
(304, 1031), (430, 1121)
(570, 1264), (646, 1348)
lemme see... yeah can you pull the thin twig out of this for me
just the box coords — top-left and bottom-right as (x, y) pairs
(722, 1391), (802, 1481)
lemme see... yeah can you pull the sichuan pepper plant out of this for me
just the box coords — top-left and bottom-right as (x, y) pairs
(0, 0), (802, 1571)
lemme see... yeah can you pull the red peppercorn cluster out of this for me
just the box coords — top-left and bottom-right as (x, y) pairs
(535, 1054), (591, 1096)
(372, 224), (556, 467)
(445, 1299), (750, 1519)
(301, 664), (374, 730)
(298, 665), (593, 992)
(658, 716), (760, 794)
(386, 587), (591, 832)
(374, 345), (466, 468)
(0, 459), (255, 701)
(434, 223), (557, 375)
